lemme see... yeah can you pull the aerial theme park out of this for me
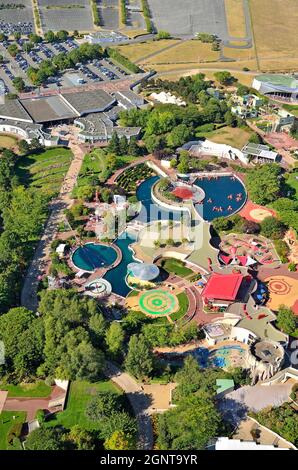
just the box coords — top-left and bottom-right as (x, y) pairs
(0, 0), (297, 458)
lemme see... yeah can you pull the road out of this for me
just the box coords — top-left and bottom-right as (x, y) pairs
(21, 140), (85, 311)
(104, 361), (153, 450)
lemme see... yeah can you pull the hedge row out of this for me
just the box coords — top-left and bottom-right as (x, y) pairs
(107, 47), (142, 73)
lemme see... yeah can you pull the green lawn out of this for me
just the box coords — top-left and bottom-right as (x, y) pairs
(287, 172), (298, 199)
(0, 381), (51, 398)
(0, 411), (26, 450)
(77, 149), (137, 188)
(170, 292), (189, 322)
(44, 380), (121, 431)
(161, 258), (193, 277)
(15, 147), (73, 197)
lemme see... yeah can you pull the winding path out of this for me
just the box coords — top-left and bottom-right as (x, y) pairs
(104, 361), (153, 450)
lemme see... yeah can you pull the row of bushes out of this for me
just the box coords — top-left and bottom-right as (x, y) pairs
(120, 0), (127, 25)
(33, 0), (41, 29)
(141, 0), (153, 33)
(90, 0), (101, 26)
(107, 47), (141, 73)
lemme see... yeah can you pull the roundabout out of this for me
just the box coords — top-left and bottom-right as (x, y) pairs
(138, 289), (179, 316)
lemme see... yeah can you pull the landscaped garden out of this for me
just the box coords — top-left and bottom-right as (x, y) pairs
(45, 380), (122, 431)
(115, 163), (155, 193)
(0, 411), (26, 450)
(160, 258), (193, 277)
(15, 147), (73, 197)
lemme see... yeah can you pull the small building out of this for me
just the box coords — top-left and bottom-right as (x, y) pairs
(216, 379), (235, 399)
(84, 31), (129, 45)
(202, 272), (244, 308)
(241, 142), (280, 163)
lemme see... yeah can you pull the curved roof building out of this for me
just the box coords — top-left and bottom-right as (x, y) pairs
(127, 263), (160, 281)
(253, 74), (298, 102)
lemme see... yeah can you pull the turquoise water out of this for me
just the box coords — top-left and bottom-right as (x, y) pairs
(194, 175), (246, 221)
(72, 243), (117, 271)
(103, 232), (138, 297)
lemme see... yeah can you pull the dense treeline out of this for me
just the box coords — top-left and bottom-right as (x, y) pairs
(120, 75), (240, 152)
(0, 145), (48, 313)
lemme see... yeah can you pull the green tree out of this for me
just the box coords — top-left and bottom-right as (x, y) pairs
(7, 43), (19, 57)
(157, 392), (220, 450)
(246, 164), (281, 205)
(105, 322), (125, 357)
(214, 70), (235, 85)
(68, 425), (95, 450)
(276, 306), (297, 335)
(119, 135), (128, 155)
(104, 430), (133, 450)
(108, 132), (120, 155)
(125, 334), (154, 380)
(18, 139), (30, 155)
(12, 77), (25, 92)
(44, 30), (56, 43)
(261, 216), (286, 239)
(25, 427), (66, 450)
(128, 136), (140, 156)
(85, 391), (120, 421)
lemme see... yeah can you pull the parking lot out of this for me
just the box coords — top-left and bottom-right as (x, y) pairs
(39, 0), (94, 32)
(0, 37), (131, 94)
(147, 0), (230, 39)
(100, 0), (120, 30)
(0, 0), (35, 35)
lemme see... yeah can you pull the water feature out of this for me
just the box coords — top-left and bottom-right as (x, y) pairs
(72, 243), (118, 272)
(103, 232), (139, 297)
(194, 175), (246, 221)
(192, 344), (245, 368)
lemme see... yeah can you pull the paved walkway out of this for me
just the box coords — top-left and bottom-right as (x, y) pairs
(21, 142), (86, 311)
(3, 385), (66, 422)
(104, 361), (153, 450)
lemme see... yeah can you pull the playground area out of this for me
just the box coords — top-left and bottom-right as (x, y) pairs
(219, 234), (279, 267)
(240, 200), (276, 223)
(265, 275), (298, 313)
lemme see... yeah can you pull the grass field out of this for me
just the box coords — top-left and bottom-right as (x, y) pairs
(0, 411), (26, 450)
(225, 0), (247, 38)
(15, 147), (73, 197)
(287, 172), (298, 199)
(161, 258), (193, 277)
(170, 292), (189, 322)
(45, 380), (121, 431)
(196, 125), (253, 149)
(115, 39), (180, 63)
(250, 0), (298, 69)
(0, 134), (19, 150)
(77, 149), (136, 188)
(0, 381), (51, 398)
(144, 40), (220, 65)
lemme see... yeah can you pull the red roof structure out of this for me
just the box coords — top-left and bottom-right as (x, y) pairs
(172, 186), (194, 200)
(202, 272), (243, 302)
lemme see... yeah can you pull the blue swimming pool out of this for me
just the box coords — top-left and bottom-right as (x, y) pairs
(194, 175), (246, 221)
(72, 243), (118, 272)
(103, 232), (139, 297)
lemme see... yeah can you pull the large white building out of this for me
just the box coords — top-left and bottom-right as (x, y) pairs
(253, 74), (298, 103)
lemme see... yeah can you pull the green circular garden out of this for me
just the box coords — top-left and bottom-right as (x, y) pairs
(138, 289), (178, 316)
